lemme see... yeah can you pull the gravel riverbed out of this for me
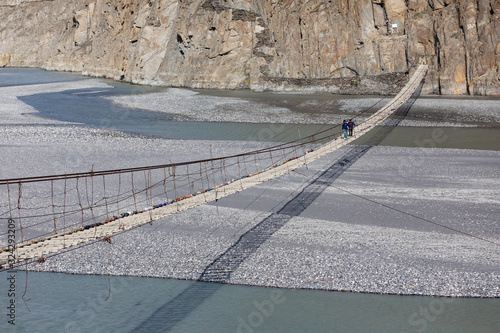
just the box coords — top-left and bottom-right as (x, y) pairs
(1, 78), (499, 297)
(18, 143), (500, 297)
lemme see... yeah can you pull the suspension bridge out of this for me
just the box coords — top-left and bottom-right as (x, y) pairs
(0, 65), (428, 270)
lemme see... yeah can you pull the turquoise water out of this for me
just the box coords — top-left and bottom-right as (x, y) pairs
(353, 126), (500, 151)
(11, 68), (331, 142)
(0, 68), (84, 87)
(0, 271), (498, 333)
(4, 68), (499, 148)
(9, 69), (498, 148)
(20, 85), (330, 142)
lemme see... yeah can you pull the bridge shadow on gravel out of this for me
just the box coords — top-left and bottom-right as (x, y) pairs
(131, 82), (424, 332)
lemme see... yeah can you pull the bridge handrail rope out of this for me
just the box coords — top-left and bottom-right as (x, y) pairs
(0, 65), (428, 269)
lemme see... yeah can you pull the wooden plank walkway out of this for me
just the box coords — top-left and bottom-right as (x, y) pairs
(0, 65), (428, 268)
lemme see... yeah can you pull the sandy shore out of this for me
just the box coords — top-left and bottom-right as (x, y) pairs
(1, 78), (499, 297)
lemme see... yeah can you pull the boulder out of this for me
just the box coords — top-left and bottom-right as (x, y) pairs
(0, 53), (10, 67)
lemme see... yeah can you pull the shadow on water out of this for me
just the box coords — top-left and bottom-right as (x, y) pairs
(132, 84), (425, 332)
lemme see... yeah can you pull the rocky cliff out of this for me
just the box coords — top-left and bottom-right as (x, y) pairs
(0, 0), (498, 95)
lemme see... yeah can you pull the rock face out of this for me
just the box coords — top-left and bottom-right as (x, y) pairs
(0, 0), (498, 95)
(0, 53), (10, 67)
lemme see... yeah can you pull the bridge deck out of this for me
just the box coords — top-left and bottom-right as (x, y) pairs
(0, 65), (428, 268)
